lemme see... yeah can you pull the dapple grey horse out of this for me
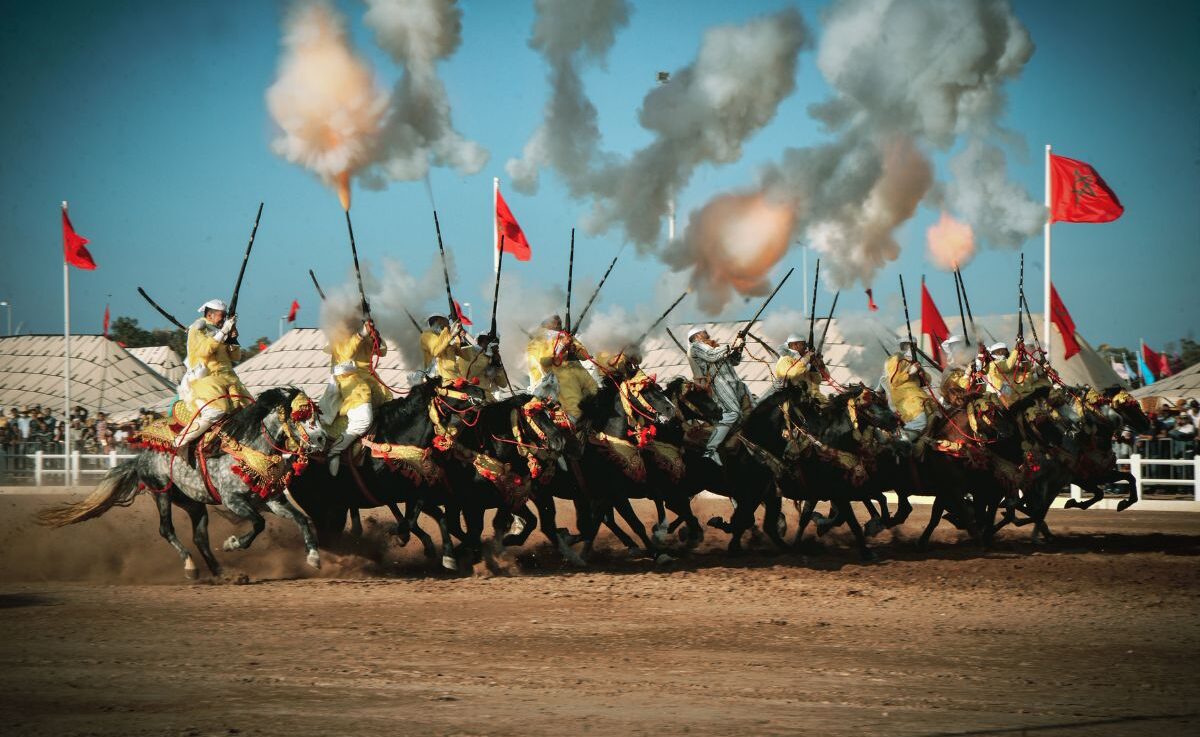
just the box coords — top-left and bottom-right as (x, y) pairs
(39, 387), (328, 578)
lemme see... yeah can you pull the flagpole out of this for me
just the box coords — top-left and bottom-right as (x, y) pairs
(1043, 144), (1053, 364)
(493, 177), (500, 274)
(62, 201), (72, 483)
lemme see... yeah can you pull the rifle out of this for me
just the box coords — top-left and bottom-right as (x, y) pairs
(573, 252), (620, 333)
(137, 287), (187, 331)
(633, 290), (688, 346)
(344, 210), (370, 320)
(740, 267), (795, 344)
(1022, 293), (1042, 351)
(747, 331), (780, 359)
(228, 202), (263, 319)
(490, 235), (506, 339)
(308, 269), (326, 301)
(664, 327), (688, 355)
(952, 267), (970, 345)
(564, 229), (574, 333)
(1016, 253), (1025, 345)
(432, 210), (456, 321)
(817, 290), (840, 354)
(807, 258), (821, 345)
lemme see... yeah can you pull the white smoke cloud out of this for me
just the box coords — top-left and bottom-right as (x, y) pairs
(361, 0), (488, 183)
(266, 1), (389, 189)
(944, 139), (1045, 248)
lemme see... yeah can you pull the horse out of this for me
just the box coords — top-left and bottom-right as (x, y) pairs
(37, 387), (328, 578)
(288, 376), (487, 571)
(649, 376), (725, 544)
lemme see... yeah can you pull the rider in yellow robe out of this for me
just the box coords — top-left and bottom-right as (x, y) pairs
(527, 315), (598, 422)
(420, 315), (466, 383)
(458, 333), (509, 400)
(322, 317), (392, 475)
(175, 299), (253, 448)
(882, 341), (931, 440)
(774, 334), (823, 399)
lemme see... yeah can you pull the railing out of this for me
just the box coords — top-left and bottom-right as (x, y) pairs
(5, 451), (137, 486)
(1070, 454), (1200, 503)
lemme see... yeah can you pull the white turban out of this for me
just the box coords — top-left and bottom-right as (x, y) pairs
(197, 299), (227, 313)
(686, 326), (707, 341)
(785, 334), (807, 345)
(989, 342), (1008, 353)
(940, 335), (963, 353)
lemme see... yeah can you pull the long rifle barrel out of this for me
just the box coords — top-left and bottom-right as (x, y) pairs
(137, 287), (187, 332)
(818, 290), (840, 353)
(741, 267), (795, 340)
(664, 327), (688, 355)
(308, 269), (326, 301)
(228, 202), (264, 317)
(345, 210), (370, 319)
(432, 210), (455, 319)
(573, 253), (620, 332)
(633, 291), (689, 346)
(564, 229), (575, 333)
(1016, 253), (1025, 343)
(953, 268), (970, 345)
(807, 258), (821, 345)
(957, 267), (979, 341)
(490, 235), (506, 338)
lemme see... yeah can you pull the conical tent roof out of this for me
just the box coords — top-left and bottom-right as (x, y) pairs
(0, 335), (176, 421)
(127, 345), (185, 384)
(234, 328), (415, 398)
(1132, 361), (1200, 404)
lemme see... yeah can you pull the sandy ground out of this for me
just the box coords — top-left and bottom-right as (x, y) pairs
(0, 491), (1197, 737)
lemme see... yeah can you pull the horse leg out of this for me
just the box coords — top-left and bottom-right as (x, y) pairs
(917, 497), (944, 551)
(652, 498), (670, 545)
(1064, 480), (1104, 510)
(835, 498), (876, 562)
(602, 505), (643, 552)
(614, 496), (656, 553)
(815, 501), (842, 537)
(792, 499), (818, 550)
(153, 492), (198, 579)
(890, 491), (914, 527)
(406, 499), (438, 562)
(347, 507), (363, 538)
(422, 506), (459, 571)
(861, 499), (885, 538)
(175, 491), (221, 577)
(762, 495), (788, 551)
(385, 501), (411, 544)
(460, 503), (485, 566)
(220, 493), (267, 554)
(534, 492), (586, 567)
(665, 497), (703, 548)
(1115, 470), (1139, 512)
(724, 496), (760, 555)
(266, 496), (321, 570)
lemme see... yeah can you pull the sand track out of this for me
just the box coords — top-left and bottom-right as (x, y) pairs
(0, 492), (1197, 736)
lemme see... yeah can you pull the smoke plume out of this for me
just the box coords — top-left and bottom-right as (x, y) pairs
(361, 0), (488, 183)
(266, 1), (389, 191)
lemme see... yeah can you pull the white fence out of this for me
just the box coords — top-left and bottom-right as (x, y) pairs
(21, 451), (137, 486)
(1070, 454), (1199, 502)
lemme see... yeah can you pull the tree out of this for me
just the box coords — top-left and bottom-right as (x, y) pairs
(108, 316), (185, 360)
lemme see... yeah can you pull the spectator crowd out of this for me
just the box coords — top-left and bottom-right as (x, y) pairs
(0, 405), (163, 477)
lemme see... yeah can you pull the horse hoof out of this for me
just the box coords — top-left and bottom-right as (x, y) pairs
(1064, 499), (1080, 510)
(864, 519), (884, 538)
(564, 550), (587, 568)
(184, 559), (198, 580)
(652, 527), (669, 546)
(441, 555), (457, 572)
(860, 549), (879, 563)
(654, 553), (675, 566)
(222, 535), (241, 552)
(306, 551), (321, 570)
(1117, 499), (1135, 512)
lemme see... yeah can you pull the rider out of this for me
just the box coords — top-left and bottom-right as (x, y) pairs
(938, 335), (973, 407)
(882, 340), (932, 443)
(421, 314), (466, 382)
(687, 327), (750, 465)
(526, 314), (598, 424)
(321, 314), (392, 476)
(458, 331), (509, 400)
(774, 334), (824, 399)
(175, 299), (253, 449)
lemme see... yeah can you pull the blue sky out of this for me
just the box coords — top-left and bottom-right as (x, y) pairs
(1, 0), (1197, 354)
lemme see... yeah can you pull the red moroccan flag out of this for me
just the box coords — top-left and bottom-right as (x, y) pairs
(1049, 154), (1124, 223)
(865, 288), (878, 312)
(453, 299), (473, 326)
(62, 206), (96, 270)
(1142, 342), (1170, 379)
(920, 281), (950, 368)
(258, 340), (268, 352)
(1049, 284), (1080, 361)
(102, 304), (110, 337)
(495, 188), (532, 261)
(287, 299), (300, 323)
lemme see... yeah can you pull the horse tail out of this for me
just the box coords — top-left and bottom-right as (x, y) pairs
(36, 461), (142, 528)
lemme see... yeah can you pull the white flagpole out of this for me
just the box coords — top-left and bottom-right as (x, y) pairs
(61, 200), (72, 481)
(1043, 144), (1053, 363)
(493, 177), (500, 274)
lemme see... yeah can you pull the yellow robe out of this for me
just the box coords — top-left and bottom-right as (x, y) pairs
(458, 345), (508, 400)
(329, 330), (392, 415)
(884, 354), (928, 423)
(986, 352), (1021, 399)
(774, 353), (822, 396)
(527, 331), (598, 418)
(184, 318), (252, 413)
(420, 328), (463, 382)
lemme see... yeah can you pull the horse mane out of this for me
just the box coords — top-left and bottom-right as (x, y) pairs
(374, 380), (436, 441)
(579, 378), (619, 420)
(476, 393), (535, 435)
(222, 387), (297, 442)
(664, 376), (688, 395)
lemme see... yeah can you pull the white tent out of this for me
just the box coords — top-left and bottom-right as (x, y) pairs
(0, 335), (176, 421)
(234, 328), (415, 399)
(127, 345), (185, 384)
(1133, 361), (1200, 404)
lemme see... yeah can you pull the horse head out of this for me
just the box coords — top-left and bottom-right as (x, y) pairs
(621, 372), (676, 427)
(221, 387), (326, 457)
(1105, 386), (1150, 433)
